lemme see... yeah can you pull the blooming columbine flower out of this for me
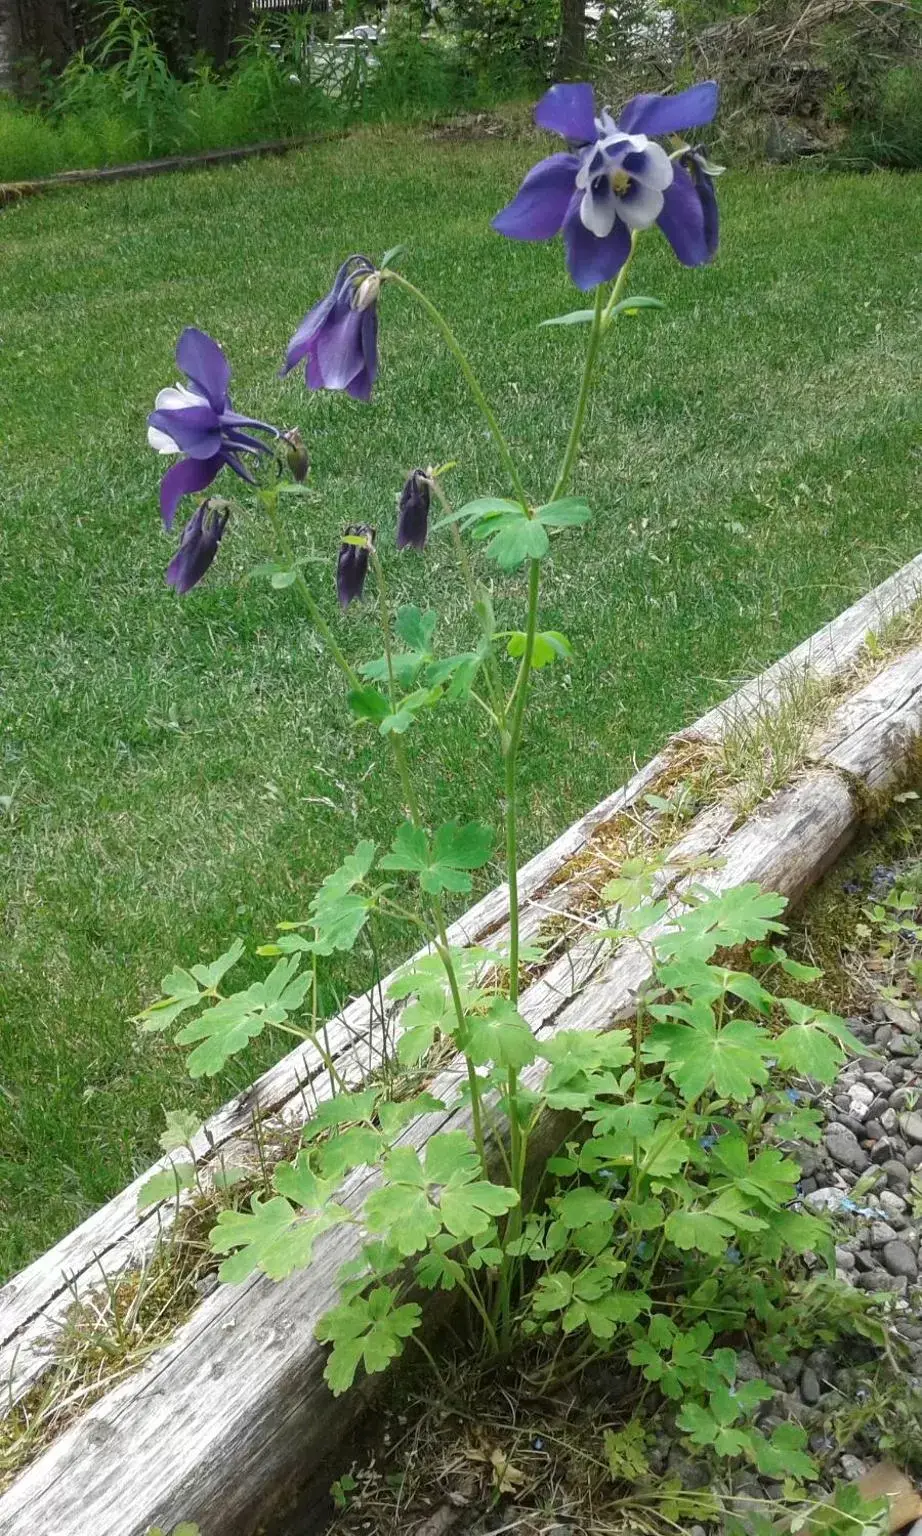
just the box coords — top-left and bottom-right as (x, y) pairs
(396, 469), (430, 552)
(492, 80), (719, 290)
(337, 524), (375, 607)
(282, 256), (379, 401)
(148, 328), (280, 528)
(166, 497), (230, 594)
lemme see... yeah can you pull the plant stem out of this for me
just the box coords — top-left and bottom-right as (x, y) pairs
(502, 556), (540, 1005)
(549, 283), (607, 505)
(371, 545), (488, 1177)
(260, 491), (360, 689)
(428, 472), (506, 723)
(383, 271), (529, 509)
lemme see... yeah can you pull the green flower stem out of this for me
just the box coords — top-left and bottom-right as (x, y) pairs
(371, 546), (489, 1178)
(428, 472), (506, 723)
(259, 490), (361, 689)
(383, 271), (530, 510)
(502, 555), (540, 1008)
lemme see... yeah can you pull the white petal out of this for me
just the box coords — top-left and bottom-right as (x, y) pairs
(631, 140), (674, 192)
(580, 182), (618, 237)
(614, 182), (665, 230)
(148, 424), (180, 453)
(154, 383), (208, 411)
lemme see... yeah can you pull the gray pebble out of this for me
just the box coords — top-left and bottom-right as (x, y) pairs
(883, 1061), (905, 1083)
(666, 1448), (710, 1489)
(734, 1350), (763, 1382)
(875, 1025), (894, 1047)
(856, 1270), (908, 1293)
(805, 1186), (848, 1214)
(882, 1160), (911, 1190)
(826, 1123), (870, 1173)
(865, 1120), (886, 1141)
(863, 1071), (894, 1094)
(869, 1220), (899, 1246)
(799, 1365), (821, 1405)
(892, 1035), (918, 1057)
(880, 1189), (909, 1216)
(882, 1239), (918, 1279)
(836, 1113), (869, 1139)
(872, 1138), (899, 1164)
(900, 1111), (922, 1145)
(906, 1146), (922, 1170)
(889, 1086), (915, 1110)
(840, 1453), (868, 1480)
(855, 1249), (877, 1272)
(835, 1246), (856, 1270)
(880, 1107), (900, 1133)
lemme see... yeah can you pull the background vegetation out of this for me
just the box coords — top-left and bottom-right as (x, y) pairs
(1, 0), (921, 181)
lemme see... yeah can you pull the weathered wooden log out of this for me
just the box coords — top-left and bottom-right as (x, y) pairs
(2, 555), (922, 1535)
(0, 133), (347, 207)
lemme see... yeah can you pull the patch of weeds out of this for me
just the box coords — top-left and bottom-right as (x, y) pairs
(783, 790), (922, 1016)
(0, 1196), (219, 1492)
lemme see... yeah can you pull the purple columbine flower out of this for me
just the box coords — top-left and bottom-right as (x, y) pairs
(282, 256), (380, 402)
(492, 79), (719, 290)
(148, 328), (280, 529)
(337, 524), (375, 607)
(396, 469), (431, 552)
(166, 497), (230, 594)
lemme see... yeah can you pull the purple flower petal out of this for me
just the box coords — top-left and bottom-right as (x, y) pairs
(281, 289), (338, 376)
(562, 192), (631, 290)
(344, 307), (377, 401)
(687, 150), (720, 258)
(159, 453), (222, 529)
(617, 81), (718, 138)
(656, 162), (708, 267)
(312, 306), (367, 391)
(175, 328), (231, 412)
(148, 405), (222, 460)
(492, 153), (581, 241)
(534, 82), (598, 144)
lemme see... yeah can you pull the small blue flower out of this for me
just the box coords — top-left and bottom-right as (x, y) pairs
(492, 79), (719, 290)
(785, 1088), (800, 1103)
(725, 1246), (741, 1265)
(282, 256), (379, 401)
(699, 1133), (718, 1150)
(148, 328), (280, 529)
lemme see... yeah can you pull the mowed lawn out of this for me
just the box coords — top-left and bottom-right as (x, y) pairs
(1, 127), (921, 1276)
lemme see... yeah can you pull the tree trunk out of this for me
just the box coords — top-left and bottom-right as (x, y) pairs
(558, 0), (585, 78)
(193, 0), (250, 69)
(5, 0), (76, 84)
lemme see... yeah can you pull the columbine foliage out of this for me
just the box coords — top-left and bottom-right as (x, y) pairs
(137, 73), (867, 1497)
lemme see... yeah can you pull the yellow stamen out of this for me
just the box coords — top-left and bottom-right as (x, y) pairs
(610, 169), (631, 196)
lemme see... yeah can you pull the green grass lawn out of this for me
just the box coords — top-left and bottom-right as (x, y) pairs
(2, 128), (921, 1278)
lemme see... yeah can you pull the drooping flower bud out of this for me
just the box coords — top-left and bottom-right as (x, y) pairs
(166, 497), (231, 594)
(282, 426), (309, 483)
(337, 524), (376, 608)
(396, 469), (431, 552)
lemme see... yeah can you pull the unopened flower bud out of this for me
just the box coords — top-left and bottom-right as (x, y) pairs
(337, 524), (376, 607)
(282, 426), (309, 483)
(396, 468), (431, 552)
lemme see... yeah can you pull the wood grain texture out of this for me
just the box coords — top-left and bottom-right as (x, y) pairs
(3, 562), (922, 1536)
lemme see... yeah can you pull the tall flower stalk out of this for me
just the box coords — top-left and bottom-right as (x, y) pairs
(148, 75), (724, 1380)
